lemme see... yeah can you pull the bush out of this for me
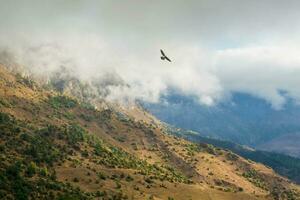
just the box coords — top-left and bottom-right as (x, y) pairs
(0, 112), (10, 124)
(73, 177), (79, 182)
(125, 175), (134, 182)
(39, 167), (48, 177)
(26, 162), (37, 177)
(48, 96), (77, 109)
(97, 172), (106, 180)
(66, 124), (86, 145)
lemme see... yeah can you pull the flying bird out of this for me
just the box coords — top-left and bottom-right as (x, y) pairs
(160, 49), (171, 62)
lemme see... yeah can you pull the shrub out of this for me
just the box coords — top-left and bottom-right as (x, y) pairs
(66, 124), (86, 145)
(73, 177), (79, 182)
(48, 96), (77, 109)
(0, 112), (10, 124)
(97, 172), (106, 180)
(39, 167), (48, 177)
(26, 162), (37, 177)
(125, 175), (134, 182)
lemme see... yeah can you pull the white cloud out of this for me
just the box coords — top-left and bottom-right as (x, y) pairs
(0, 33), (221, 105)
(215, 45), (300, 109)
(2, 1), (300, 108)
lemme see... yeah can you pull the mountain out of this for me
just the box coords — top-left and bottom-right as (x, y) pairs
(257, 133), (300, 158)
(0, 64), (300, 200)
(143, 92), (300, 157)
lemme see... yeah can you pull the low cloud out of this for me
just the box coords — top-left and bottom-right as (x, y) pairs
(1, 1), (300, 109)
(215, 45), (300, 109)
(0, 33), (221, 105)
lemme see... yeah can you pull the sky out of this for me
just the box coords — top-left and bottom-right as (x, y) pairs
(1, 0), (300, 109)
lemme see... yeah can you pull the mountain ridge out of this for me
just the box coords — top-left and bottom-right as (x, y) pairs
(0, 64), (299, 200)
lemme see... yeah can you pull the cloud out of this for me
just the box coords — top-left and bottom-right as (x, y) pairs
(215, 45), (300, 109)
(0, 33), (221, 105)
(1, 0), (300, 108)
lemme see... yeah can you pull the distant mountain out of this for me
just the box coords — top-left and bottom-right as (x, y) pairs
(257, 133), (300, 158)
(143, 92), (300, 157)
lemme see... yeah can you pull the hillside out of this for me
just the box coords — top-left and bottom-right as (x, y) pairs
(0, 64), (300, 200)
(166, 126), (300, 184)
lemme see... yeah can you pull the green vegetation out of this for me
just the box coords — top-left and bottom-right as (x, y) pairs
(242, 169), (267, 190)
(0, 110), (191, 199)
(0, 156), (90, 200)
(184, 143), (200, 156)
(0, 112), (91, 199)
(48, 95), (77, 109)
(92, 138), (189, 183)
(80, 102), (95, 111)
(15, 73), (36, 89)
(0, 112), (10, 123)
(0, 98), (11, 108)
(226, 152), (239, 161)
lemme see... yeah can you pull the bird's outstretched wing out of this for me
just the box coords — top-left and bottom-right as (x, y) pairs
(165, 56), (171, 62)
(160, 49), (166, 57)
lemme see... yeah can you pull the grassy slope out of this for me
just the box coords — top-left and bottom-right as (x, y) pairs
(168, 126), (300, 184)
(0, 65), (299, 200)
